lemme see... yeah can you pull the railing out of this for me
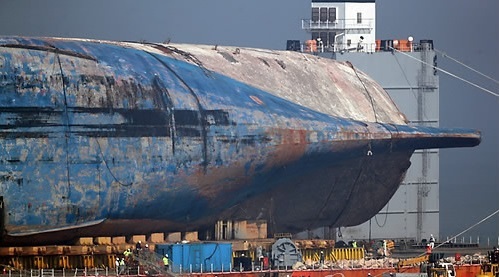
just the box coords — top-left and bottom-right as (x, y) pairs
(1, 267), (295, 277)
(444, 236), (499, 248)
(302, 19), (374, 31)
(1, 260), (482, 277)
(2, 255), (487, 277)
(331, 42), (378, 53)
(3, 268), (120, 277)
(301, 41), (433, 54)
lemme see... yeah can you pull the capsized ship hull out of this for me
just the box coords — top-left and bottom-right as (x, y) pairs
(0, 37), (480, 245)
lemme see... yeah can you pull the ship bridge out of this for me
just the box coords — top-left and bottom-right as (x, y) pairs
(301, 0), (376, 53)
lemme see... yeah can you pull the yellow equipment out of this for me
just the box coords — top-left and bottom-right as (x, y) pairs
(477, 249), (499, 277)
(397, 253), (456, 277)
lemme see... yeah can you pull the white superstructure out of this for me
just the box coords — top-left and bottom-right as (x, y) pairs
(302, 0), (376, 52)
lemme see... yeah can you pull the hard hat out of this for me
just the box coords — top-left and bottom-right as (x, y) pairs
(165, 254), (168, 257)
(138, 241), (141, 243)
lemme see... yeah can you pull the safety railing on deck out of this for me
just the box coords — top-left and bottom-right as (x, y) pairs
(302, 19), (374, 31)
(301, 41), (433, 54)
(1, 260), (481, 277)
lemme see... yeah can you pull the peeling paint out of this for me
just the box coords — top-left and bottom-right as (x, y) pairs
(0, 37), (480, 245)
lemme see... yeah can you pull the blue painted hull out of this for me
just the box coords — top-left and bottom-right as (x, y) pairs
(0, 37), (480, 245)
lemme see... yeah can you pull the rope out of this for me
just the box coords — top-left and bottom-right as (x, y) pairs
(374, 202), (389, 228)
(391, 53), (430, 122)
(327, 156), (370, 228)
(388, 208), (499, 264)
(307, 176), (339, 231)
(54, 50), (73, 199)
(389, 47), (499, 98)
(347, 61), (379, 158)
(347, 61), (379, 122)
(368, 210), (499, 277)
(434, 48), (499, 86)
(95, 138), (133, 187)
(435, 209), (499, 250)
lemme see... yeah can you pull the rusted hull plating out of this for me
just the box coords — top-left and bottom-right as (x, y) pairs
(0, 37), (480, 245)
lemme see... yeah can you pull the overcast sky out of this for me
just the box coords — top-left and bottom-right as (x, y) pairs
(1, 0), (497, 240)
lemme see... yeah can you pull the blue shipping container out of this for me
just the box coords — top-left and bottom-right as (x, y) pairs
(155, 242), (232, 273)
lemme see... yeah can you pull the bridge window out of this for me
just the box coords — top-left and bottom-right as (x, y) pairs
(312, 7), (337, 23)
(329, 8), (336, 22)
(312, 8), (319, 22)
(320, 8), (328, 22)
(357, 12), (362, 23)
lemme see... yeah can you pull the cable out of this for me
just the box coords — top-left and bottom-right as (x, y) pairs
(308, 176), (339, 231)
(396, 208), (499, 261)
(391, 53), (430, 122)
(95, 138), (133, 187)
(371, 122), (401, 228)
(435, 48), (499, 86)
(204, 243), (219, 264)
(390, 47), (499, 98)
(370, 211), (497, 277)
(54, 50), (73, 200)
(374, 202), (389, 228)
(348, 61), (381, 158)
(435, 209), (499, 250)
(327, 156), (370, 228)
(347, 61), (379, 122)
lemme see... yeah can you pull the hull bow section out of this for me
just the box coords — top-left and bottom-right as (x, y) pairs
(0, 37), (480, 245)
